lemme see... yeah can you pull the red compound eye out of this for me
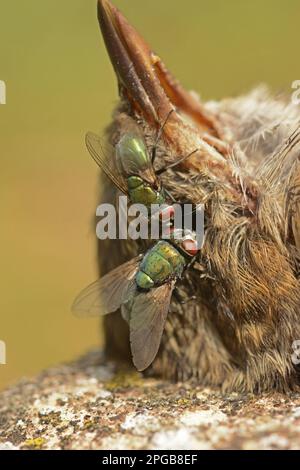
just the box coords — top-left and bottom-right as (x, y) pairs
(182, 239), (199, 256)
(159, 205), (175, 220)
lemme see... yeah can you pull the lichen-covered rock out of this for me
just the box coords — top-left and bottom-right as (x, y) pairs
(0, 351), (300, 450)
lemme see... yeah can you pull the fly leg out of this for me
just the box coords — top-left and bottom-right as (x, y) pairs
(173, 286), (197, 305)
(173, 258), (201, 305)
(151, 110), (174, 165)
(156, 149), (199, 176)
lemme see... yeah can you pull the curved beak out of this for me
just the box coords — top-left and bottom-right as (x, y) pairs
(97, 0), (226, 141)
(96, 1), (258, 212)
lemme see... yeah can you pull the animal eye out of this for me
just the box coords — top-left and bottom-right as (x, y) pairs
(182, 239), (199, 256)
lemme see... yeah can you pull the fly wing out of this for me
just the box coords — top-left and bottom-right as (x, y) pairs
(121, 281), (137, 324)
(129, 281), (175, 371)
(72, 256), (142, 317)
(86, 132), (129, 195)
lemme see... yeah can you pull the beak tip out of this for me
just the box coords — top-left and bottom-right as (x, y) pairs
(96, 0), (221, 142)
(97, 0), (117, 22)
(97, 0), (105, 16)
(97, 0), (108, 12)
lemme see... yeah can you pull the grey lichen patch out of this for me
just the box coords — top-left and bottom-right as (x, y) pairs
(0, 351), (300, 449)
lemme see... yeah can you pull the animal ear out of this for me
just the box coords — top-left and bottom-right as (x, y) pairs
(97, 0), (226, 141)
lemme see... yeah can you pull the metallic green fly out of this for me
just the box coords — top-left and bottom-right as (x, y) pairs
(86, 131), (165, 209)
(85, 114), (197, 211)
(72, 233), (199, 371)
(78, 115), (200, 370)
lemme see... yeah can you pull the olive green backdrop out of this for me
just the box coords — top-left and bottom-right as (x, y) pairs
(0, 0), (299, 390)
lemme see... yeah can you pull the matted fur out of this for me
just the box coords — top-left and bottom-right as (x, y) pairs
(97, 87), (300, 393)
(94, 0), (300, 393)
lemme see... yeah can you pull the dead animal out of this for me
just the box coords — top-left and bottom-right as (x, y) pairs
(90, 0), (300, 393)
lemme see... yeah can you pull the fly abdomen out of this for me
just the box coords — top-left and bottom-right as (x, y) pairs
(128, 176), (165, 207)
(135, 271), (155, 290)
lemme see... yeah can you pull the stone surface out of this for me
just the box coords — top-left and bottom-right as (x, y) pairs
(0, 351), (300, 450)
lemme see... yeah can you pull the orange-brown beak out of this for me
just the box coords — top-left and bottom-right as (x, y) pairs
(96, 0), (257, 209)
(97, 0), (228, 144)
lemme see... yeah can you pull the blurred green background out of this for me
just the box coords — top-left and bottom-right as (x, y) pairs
(0, 0), (299, 390)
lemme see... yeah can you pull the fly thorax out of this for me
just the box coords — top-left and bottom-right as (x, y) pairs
(155, 241), (186, 274)
(116, 134), (149, 175)
(128, 176), (164, 207)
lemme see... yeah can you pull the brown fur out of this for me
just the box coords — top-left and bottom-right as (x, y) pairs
(94, 1), (300, 393)
(97, 88), (300, 393)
